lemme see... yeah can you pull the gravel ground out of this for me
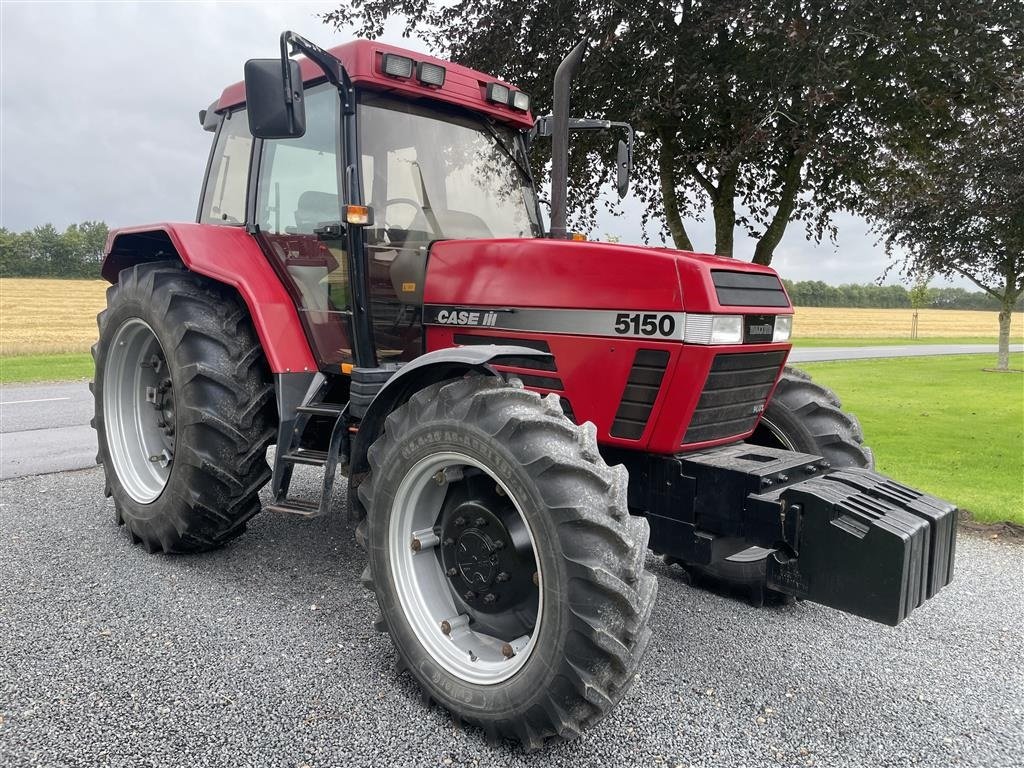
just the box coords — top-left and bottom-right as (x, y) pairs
(1, 467), (1021, 768)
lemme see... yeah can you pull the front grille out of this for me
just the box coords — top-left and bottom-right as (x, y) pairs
(711, 270), (788, 307)
(610, 349), (670, 440)
(683, 350), (786, 444)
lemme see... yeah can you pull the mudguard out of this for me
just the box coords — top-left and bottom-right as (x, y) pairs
(348, 345), (554, 513)
(102, 223), (316, 374)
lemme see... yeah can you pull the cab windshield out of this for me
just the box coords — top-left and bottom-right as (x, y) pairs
(358, 93), (541, 242)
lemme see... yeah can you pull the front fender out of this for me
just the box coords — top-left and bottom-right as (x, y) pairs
(348, 345), (554, 513)
(102, 223), (316, 374)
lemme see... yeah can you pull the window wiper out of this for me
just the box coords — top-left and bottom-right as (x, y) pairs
(482, 119), (534, 183)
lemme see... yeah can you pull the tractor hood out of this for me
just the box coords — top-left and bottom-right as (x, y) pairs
(423, 238), (792, 316)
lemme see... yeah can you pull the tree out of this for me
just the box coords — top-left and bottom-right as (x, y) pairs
(0, 222), (108, 278)
(323, 0), (1017, 265)
(868, 81), (1023, 371)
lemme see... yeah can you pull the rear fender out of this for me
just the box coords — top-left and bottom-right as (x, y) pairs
(348, 345), (554, 515)
(103, 223), (316, 374)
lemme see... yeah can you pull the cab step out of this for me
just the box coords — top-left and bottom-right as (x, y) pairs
(282, 448), (329, 466)
(265, 498), (321, 517)
(268, 393), (350, 519)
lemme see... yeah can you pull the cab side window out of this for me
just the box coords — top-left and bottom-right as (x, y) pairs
(200, 110), (252, 225)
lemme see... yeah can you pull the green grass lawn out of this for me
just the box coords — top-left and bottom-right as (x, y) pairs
(800, 354), (1024, 525)
(0, 353), (93, 384)
(794, 336), (1023, 347)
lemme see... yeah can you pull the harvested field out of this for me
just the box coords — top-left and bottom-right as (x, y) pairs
(793, 306), (1021, 339)
(1, 278), (107, 356)
(0, 277), (1019, 355)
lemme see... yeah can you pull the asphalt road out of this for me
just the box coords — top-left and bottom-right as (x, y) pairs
(787, 342), (1022, 363)
(1, 468), (1021, 767)
(0, 382), (94, 480)
(2, 343), (1018, 481)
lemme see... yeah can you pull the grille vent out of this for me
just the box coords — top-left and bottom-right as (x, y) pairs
(610, 349), (669, 440)
(683, 350), (786, 444)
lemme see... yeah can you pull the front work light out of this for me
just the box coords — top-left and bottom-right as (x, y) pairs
(382, 53), (414, 79)
(417, 61), (446, 86)
(510, 90), (531, 111)
(486, 82), (510, 105)
(772, 315), (793, 342)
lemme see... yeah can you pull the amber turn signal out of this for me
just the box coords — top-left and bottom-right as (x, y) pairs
(345, 205), (374, 226)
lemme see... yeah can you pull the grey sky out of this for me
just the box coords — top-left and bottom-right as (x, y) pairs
(0, 1), (953, 287)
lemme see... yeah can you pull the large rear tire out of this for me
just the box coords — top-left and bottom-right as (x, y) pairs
(359, 376), (656, 748)
(92, 261), (275, 553)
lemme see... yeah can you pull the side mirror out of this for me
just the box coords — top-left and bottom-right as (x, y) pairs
(244, 58), (305, 139)
(615, 139), (631, 198)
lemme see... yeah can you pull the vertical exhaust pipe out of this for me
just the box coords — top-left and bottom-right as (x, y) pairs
(549, 40), (587, 240)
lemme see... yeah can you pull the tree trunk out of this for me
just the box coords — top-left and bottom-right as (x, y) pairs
(752, 147), (806, 265)
(997, 302), (1012, 371)
(712, 170), (737, 258)
(657, 128), (693, 251)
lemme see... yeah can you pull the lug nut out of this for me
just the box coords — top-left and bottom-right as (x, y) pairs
(483, 593), (497, 605)
(463, 591), (476, 601)
(446, 567), (458, 577)
(495, 484), (506, 497)
(454, 516), (466, 527)
(760, 477), (774, 488)
(492, 540), (505, 551)
(441, 620), (452, 635)
(819, 460), (832, 470)
(443, 537), (454, 547)
(501, 643), (515, 659)
(474, 517), (487, 527)
(804, 464), (817, 474)
(496, 572), (510, 583)
(410, 538), (422, 552)
(777, 474), (789, 483)
(532, 571), (539, 587)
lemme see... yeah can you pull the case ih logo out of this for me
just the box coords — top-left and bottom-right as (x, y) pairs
(434, 309), (500, 327)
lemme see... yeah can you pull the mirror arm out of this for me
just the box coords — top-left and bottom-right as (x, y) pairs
(279, 30), (355, 114)
(532, 116), (634, 168)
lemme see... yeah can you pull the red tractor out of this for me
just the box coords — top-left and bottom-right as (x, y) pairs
(92, 32), (957, 748)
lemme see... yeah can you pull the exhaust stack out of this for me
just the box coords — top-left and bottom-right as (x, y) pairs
(549, 40), (587, 239)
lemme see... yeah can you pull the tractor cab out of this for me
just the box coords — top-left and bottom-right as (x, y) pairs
(202, 35), (544, 368)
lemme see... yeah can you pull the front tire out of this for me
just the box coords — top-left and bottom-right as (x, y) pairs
(92, 261), (275, 553)
(359, 376), (656, 748)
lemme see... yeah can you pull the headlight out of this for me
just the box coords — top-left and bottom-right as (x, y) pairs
(773, 315), (793, 342)
(710, 315), (744, 344)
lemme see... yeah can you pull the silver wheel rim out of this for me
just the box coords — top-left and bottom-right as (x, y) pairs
(103, 318), (175, 503)
(758, 416), (796, 451)
(389, 451), (542, 685)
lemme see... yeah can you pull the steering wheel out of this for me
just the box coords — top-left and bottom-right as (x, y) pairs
(381, 197), (425, 232)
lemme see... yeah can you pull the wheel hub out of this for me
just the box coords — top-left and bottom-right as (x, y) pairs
(439, 493), (536, 616)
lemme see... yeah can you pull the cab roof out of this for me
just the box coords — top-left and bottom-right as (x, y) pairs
(215, 39), (534, 130)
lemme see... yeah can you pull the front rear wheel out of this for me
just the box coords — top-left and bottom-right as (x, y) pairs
(359, 376), (656, 748)
(92, 261), (275, 553)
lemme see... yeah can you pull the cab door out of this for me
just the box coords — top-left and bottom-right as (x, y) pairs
(253, 83), (354, 366)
